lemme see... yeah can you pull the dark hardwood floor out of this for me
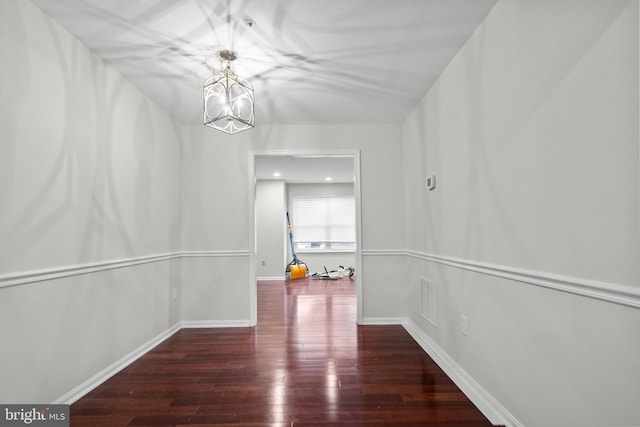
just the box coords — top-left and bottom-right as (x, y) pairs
(70, 277), (497, 426)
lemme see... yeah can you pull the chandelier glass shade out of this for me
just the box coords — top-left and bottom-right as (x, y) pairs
(203, 53), (254, 134)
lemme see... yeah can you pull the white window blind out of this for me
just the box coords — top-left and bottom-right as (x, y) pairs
(293, 197), (355, 250)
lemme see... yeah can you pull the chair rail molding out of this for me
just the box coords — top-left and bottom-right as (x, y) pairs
(3, 248), (638, 310)
(406, 250), (640, 310)
(362, 248), (639, 309)
(0, 250), (251, 289)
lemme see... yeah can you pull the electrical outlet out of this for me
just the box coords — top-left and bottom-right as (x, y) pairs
(461, 314), (469, 337)
(171, 288), (178, 301)
(261, 260), (266, 266)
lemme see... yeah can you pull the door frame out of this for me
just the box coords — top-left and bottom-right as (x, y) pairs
(248, 149), (363, 325)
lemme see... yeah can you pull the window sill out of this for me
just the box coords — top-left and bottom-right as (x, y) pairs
(295, 249), (355, 254)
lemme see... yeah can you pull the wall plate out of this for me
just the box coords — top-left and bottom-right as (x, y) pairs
(426, 175), (436, 190)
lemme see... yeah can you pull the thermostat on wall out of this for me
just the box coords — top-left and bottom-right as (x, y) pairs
(426, 175), (436, 190)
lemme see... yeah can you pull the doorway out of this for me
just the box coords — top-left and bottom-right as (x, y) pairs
(249, 150), (363, 325)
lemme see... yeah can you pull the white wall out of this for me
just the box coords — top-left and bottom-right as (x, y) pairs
(180, 124), (406, 323)
(402, 1), (640, 426)
(256, 180), (287, 279)
(0, 0), (182, 403)
(178, 126), (252, 325)
(10, 2), (634, 423)
(0, 0), (406, 407)
(0, 0), (407, 401)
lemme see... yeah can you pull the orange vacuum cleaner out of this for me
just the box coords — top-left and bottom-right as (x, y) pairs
(285, 212), (308, 279)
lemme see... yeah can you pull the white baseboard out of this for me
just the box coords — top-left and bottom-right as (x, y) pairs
(402, 319), (523, 427)
(53, 320), (254, 404)
(360, 317), (405, 325)
(53, 323), (182, 405)
(257, 276), (286, 281)
(360, 316), (520, 426)
(181, 320), (253, 328)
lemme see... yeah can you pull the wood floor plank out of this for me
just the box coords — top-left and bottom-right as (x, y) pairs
(70, 277), (498, 426)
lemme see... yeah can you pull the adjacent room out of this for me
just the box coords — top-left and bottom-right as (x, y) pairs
(1, 1), (639, 426)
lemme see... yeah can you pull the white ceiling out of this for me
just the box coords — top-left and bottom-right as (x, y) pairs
(30, 0), (496, 127)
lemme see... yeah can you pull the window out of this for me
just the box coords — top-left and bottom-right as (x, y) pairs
(293, 196), (355, 251)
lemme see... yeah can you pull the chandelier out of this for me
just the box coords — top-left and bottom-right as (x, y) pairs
(203, 50), (255, 134)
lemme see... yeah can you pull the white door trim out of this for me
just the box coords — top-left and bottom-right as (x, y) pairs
(249, 149), (363, 325)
